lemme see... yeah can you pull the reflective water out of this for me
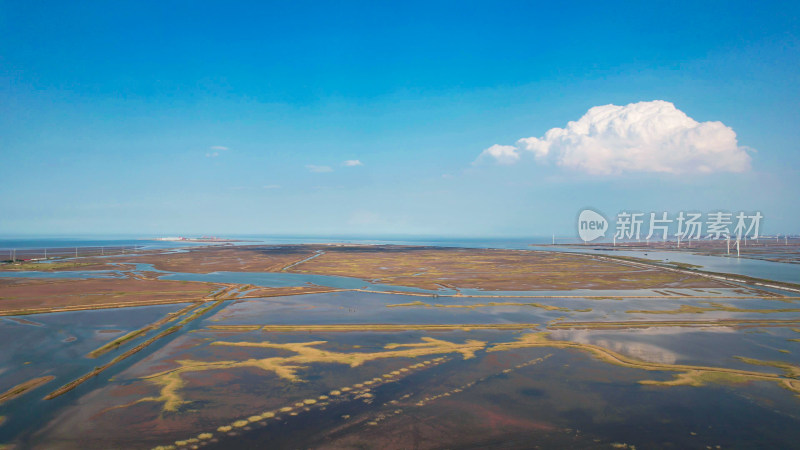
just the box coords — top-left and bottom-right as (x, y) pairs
(0, 304), (192, 444)
(0, 287), (798, 448)
(1, 238), (799, 448)
(529, 245), (800, 283)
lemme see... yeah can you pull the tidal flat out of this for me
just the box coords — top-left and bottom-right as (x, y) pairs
(0, 244), (799, 448)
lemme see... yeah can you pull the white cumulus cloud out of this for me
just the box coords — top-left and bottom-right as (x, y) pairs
(343, 159), (363, 166)
(474, 144), (521, 165)
(477, 100), (752, 175)
(209, 145), (230, 151)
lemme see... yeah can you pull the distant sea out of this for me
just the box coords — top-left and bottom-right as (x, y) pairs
(0, 238), (204, 251)
(0, 236), (558, 251)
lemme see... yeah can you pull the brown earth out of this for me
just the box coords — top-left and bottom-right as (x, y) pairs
(0, 261), (134, 272)
(285, 246), (727, 291)
(0, 277), (221, 315)
(0, 244), (732, 317)
(103, 245), (318, 273)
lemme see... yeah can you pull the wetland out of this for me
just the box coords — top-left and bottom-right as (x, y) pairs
(0, 243), (799, 449)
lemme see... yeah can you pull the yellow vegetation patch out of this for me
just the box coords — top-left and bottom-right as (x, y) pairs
(0, 376), (54, 405)
(87, 303), (200, 358)
(386, 300), (589, 312)
(734, 356), (800, 378)
(206, 325), (262, 332)
(134, 336), (487, 411)
(627, 301), (800, 315)
(488, 332), (800, 397)
(548, 319), (800, 329)
(257, 323), (539, 332)
(640, 370), (753, 388)
(133, 329), (800, 425)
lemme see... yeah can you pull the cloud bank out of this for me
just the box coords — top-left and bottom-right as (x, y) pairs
(476, 100), (751, 175)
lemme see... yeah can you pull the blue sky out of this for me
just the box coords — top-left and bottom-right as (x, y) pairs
(1, 1), (798, 237)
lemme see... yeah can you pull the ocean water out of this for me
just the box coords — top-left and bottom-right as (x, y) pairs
(0, 236), (554, 251)
(0, 238), (213, 251)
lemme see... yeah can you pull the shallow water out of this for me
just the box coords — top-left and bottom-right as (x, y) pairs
(0, 288), (795, 448)
(199, 348), (800, 450)
(530, 245), (800, 284)
(2, 237), (800, 448)
(0, 304), (193, 444)
(159, 270), (454, 294)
